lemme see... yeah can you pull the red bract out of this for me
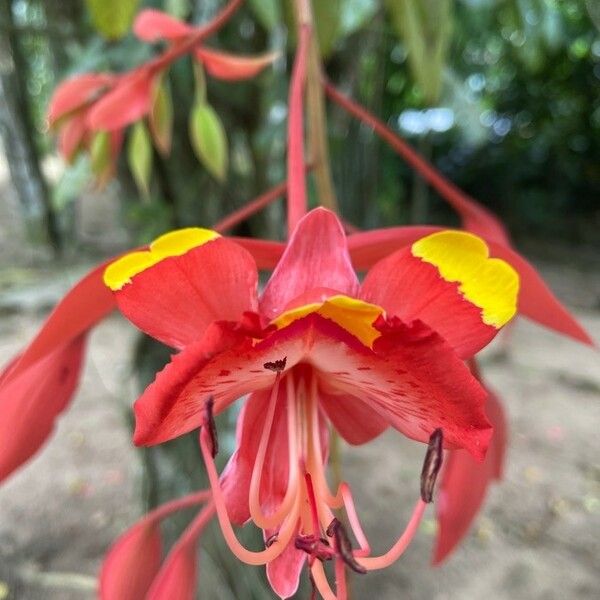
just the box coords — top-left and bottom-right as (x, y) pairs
(0, 263), (115, 483)
(102, 207), (521, 596)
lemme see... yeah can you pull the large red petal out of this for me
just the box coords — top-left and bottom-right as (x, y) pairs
(87, 70), (153, 131)
(0, 336), (86, 483)
(360, 236), (516, 359)
(348, 227), (593, 347)
(99, 518), (162, 600)
(260, 208), (359, 320)
(433, 388), (507, 564)
(195, 47), (278, 80)
(314, 317), (491, 460)
(47, 73), (114, 127)
(134, 314), (490, 459)
(133, 9), (195, 42)
(109, 236), (259, 349)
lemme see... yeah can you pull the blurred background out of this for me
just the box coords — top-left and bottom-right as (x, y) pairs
(0, 0), (598, 598)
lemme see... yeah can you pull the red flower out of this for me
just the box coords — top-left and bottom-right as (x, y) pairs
(103, 207), (519, 596)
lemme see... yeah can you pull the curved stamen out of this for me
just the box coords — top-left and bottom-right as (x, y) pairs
(356, 499), (427, 571)
(310, 561), (339, 600)
(248, 372), (282, 528)
(249, 375), (301, 529)
(199, 426), (300, 565)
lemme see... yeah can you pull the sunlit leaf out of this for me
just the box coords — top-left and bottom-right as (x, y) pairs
(85, 0), (141, 40)
(127, 121), (153, 197)
(189, 102), (228, 182)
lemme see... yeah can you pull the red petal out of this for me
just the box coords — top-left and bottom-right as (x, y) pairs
(433, 387), (507, 564)
(47, 73), (114, 127)
(8, 261), (115, 378)
(319, 389), (388, 445)
(195, 47), (278, 80)
(360, 236), (512, 359)
(134, 314), (490, 459)
(87, 70), (153, 131)
(488, 241), (594, 346)
(265, 527), (305, 599)
(260, 208), (359, 320)
(0, 261), (117, 482)
(99, 518), (162, 600)
(109, 236), (259, 349)
(349, 227), (593, 347)
(348, 225), (440, 271)
(133, 9), (195, 42)
(57, 111), (87, 161)
(0, 336), (86, 482)
(230, 236), (284, 270)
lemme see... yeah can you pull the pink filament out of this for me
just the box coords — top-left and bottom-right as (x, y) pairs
(357, 499), (427, 571)
(249, 375), (300, 529)
(334, 557), (348, 600)
(199, 426), (300, 565)
(310, 561), (338, 600)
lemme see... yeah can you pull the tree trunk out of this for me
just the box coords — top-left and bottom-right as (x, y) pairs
(0, 0), (60, 252)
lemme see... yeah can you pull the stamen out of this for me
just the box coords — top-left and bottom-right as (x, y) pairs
(199, 426), (300, 565)
(334, 556), (348, 600)
(265, 533), (278, 547)
(420, 428), (443, 503)
(294, 534), (335, 563)
(327, 518), (367, 574)
(249, 366), (301, 530)
(203, 396), (218, 458)
(355, 499), (427, 571)
(263, 357), (287, 372)
(310, 561), (339, 600)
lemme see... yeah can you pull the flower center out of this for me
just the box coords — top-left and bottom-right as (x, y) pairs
(271, 294), (384, 348)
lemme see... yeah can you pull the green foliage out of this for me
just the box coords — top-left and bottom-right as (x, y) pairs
(85, 0), (141, 40)
(385, 0), (453, 105)
(189, 102), (228, 182)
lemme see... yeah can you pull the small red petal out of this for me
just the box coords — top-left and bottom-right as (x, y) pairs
(47, 73), (114, 127)
(195, 47), (278, 81)
(87, 70), (154, 131)
(133, 9), (195, 42)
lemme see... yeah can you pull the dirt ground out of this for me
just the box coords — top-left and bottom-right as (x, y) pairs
(0, 177), (599, 599)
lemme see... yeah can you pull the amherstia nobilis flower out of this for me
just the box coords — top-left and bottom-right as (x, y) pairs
(101, 207), (519, 597)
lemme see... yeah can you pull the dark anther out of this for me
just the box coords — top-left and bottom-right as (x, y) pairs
(203, 397), (218, 458)
(326, 518), (367, 574)
(264, 357), (287, 372)
(420, 428), (443, 503)
(265, 533), (278, 547)
(294, 534), (334, 562)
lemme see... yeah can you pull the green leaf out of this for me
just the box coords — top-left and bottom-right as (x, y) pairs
(149, 79), (174, 155)
(189, 102), (228, 182)
(85, 0), (141, 40)
(314, 0), (343, 57)
(248, 0), (281, 31)
(89, 131), (112, 185)
(127, 121), (153, 197)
